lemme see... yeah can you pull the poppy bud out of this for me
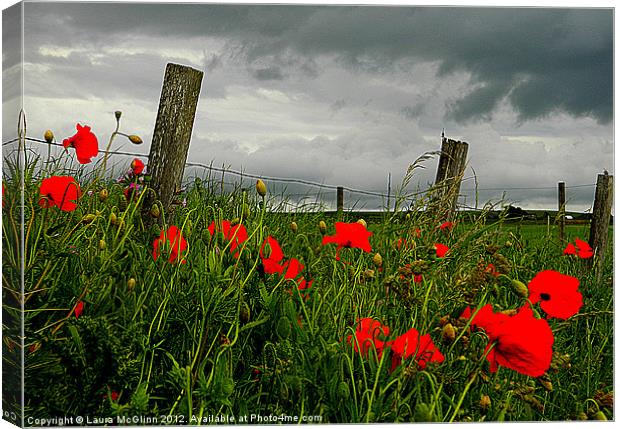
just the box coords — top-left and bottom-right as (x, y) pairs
(319, 220), (327, 235)
(511, 279), (529, 298)
(242, 203), (251, 219)
(43, 130), (54, 143)
(576, 412), (588, 420)
(362, 269), (375, 279)
(98, 189), (109, 202)
(150, 204), (160, 218)
(98, 239), (106, 250)
(540, 380), (553, 391)
(438, 315), (450, 327)
(230, 217), (240, 226)
(81, 214), (96, 224)
(290, 221), (298, 233)
(479, 395), (491, 410)
(357, 218), (367, 228)
(201, 229), (212, 243)
(256, 179), (267, 197)
(592, 411), (607, 421)
(276, 316), (291, 339)
(337, 381), (350, 400)
(115, 111), (122, 120)
(109, 212), (117, 225)
(441, 323), (456, 344)
(128, 135), (143, 144)
(239, 302), (250, 323)
(127, 277), (136, 290)
(372, 253), (383, 267)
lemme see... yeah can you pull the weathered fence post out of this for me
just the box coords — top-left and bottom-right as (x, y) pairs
(434, 134), (469, 221)
(558, 181), (566, 242)
(336, 186), (344, 219)
(146, 63), (203, 215)
(588, 172), (613, 281)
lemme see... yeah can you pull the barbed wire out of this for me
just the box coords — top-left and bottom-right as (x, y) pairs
(4, 136), (598, 199)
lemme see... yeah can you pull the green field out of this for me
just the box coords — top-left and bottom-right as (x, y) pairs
(2, 158), (614, 424)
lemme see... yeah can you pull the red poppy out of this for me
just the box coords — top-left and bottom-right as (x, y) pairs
(465, 304), (553, 377)
(484, 263), (500, 277)
(283, 258), (313, 296)
(527, 270), (582, 319)
(387, 328), (445, 372)
(74, 301), (84, 319)
(104, 391), (119, 401)
(439, 221), (453, 231)
(322, 222), (372, 259)
(563, 238), (593, 259)
(152, 225), (188, 264)
(63, 124), (99, 164)
(39, 176), (81, 211)
(413, 274), (423, 283)
(207, 220), (248, 258)
(346, 318), (390, 358)
(434, 243), (449, 258)
(260, 236), (285, 274)
(131, 158), (145, 175)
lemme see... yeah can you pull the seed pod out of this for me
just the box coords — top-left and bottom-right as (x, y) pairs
(357, 218), (367, 228)
(150, 204), (161, 218)
(128, 135), (143, 144)
(276, 316), (291, 339)
(256, 179), (267, 197)
(319, 220), (327, 235)
(290, 221), (298, 233)
(511, 279), (529, 298)
(43, 130), (54, 143)
(127, 278), (136, 290)
(114, 111), (122, 120)
(98, 239), (106, 250)
(372, 253), (383, 268)
(109, 212), (117, 225)
(479, 395), (491, 410)
(441, 323), (456, 344)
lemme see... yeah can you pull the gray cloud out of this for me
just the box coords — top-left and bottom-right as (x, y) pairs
(22, 4), (613, 124)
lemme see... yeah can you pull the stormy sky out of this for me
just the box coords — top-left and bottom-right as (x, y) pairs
(2, 1), (614, 212)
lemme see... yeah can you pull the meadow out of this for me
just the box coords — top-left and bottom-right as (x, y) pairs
(2, 145), (613, 424)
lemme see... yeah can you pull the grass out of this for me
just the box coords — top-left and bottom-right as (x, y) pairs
(2, 149), (614, 424)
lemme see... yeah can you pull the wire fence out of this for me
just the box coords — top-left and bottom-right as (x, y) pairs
(3, 136), (598, 212)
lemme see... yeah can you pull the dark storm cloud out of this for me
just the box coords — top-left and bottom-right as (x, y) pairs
(23, 3), (612, 124)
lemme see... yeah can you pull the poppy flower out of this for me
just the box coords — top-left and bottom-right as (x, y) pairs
(39, 176), (81, 211)
(283, 258), (313, 296)
(260, 236), (285, 274)
(387, 328), (445, 372)
(104, 391), (119, 401)
(434, 243), (449, 258)
(465, 304), (553, 377)
(322, 222), (372, 259)
(123, 182), (141, 201)
(439, 221), (453, 231)
(207, 220), (248, 258)
(131, 158), (145, 175)
(527, 270), (582, 319)
(484, 263), (500, 277)
(63, 123), (99, 164)
(346, 318), (390, 358)
(74, 301), (84, 319)
(413, 274), (423, 283)
(563, 238), (593, 259)
(563, 243), (576, 256)
(152, 225), (188, 264)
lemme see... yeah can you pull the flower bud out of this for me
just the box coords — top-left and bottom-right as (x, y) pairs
(109, 212), (117, 225)
(98, 189), (109, 202)
(511, 279), (529, 298)
(319, 220), (327, 235)
(43, 130), (54, 143)
(242, 203), (250, 219)
(98, 239), (106, 250)
(540, 380), (553, 392)
(230, 217), (240, 226)
(127, 277), (136, 290)
(256, 179), (267, 197)
(276, 316), (291, 339)
(115, 111), (122, 120)
(576, 412), (588, 420)
(239, 302), (250, 324)
(150, 204), (161, 218)
(441, 323), (456, 344)
(81, 214), (96, 224)
(372, 253), (383, 268)
(479, 395), (491, 410)
(128, 135), (143, 145)
(290, 221), (298, 233)
(592, 411), (607, 421)
(357, 218), (367, 228)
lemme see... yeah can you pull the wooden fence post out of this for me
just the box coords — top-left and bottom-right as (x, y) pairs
(588, 172), (613, 281)
(146, 63), (203, 214)
(558, 181), (566, 242)
(434, 135), (469, 221)
(337, 186), (344, 219)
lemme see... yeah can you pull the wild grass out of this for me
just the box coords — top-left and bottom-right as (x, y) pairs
(2, 148), (613, 423)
